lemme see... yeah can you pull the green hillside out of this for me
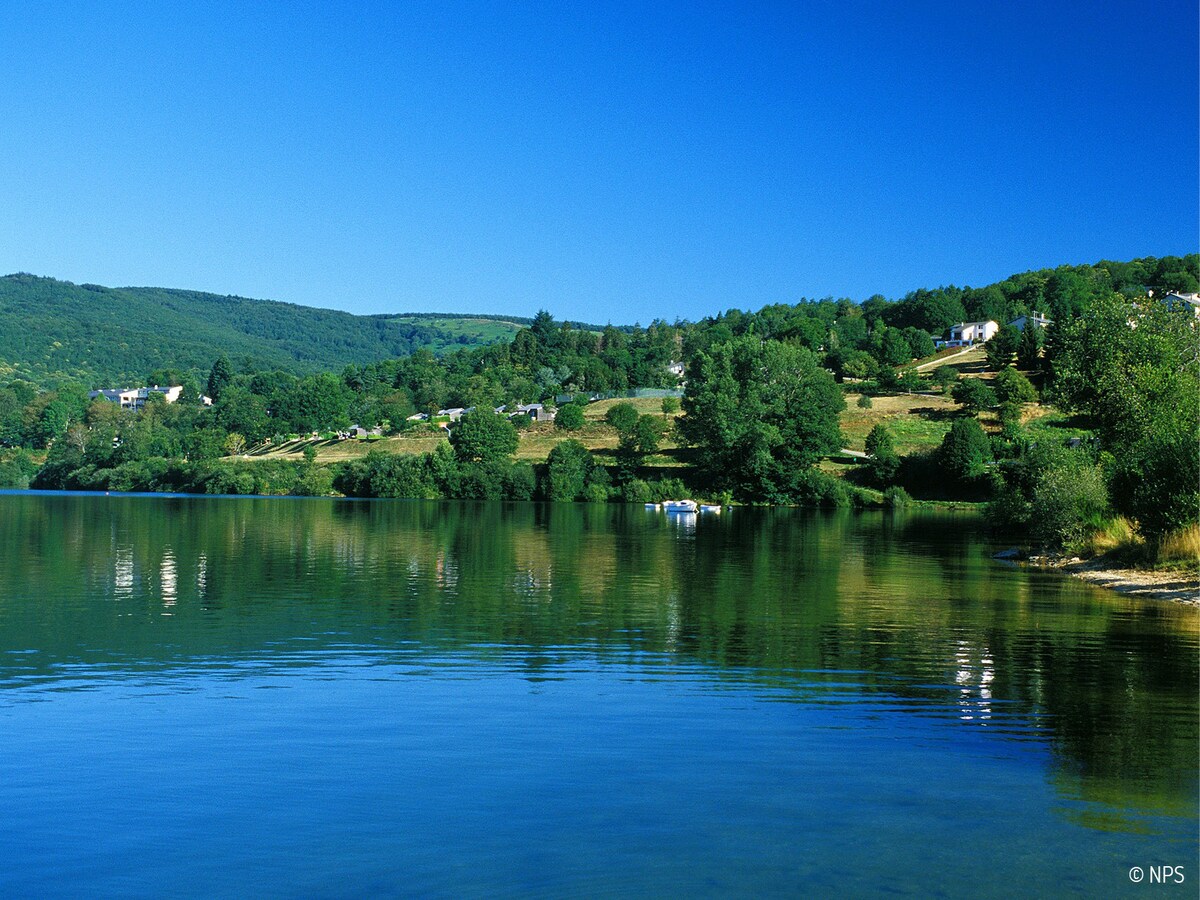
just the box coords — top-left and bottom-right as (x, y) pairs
(0, 275), (524, 386)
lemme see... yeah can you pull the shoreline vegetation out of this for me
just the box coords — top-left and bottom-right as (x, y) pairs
(0, 254), (1196, 594)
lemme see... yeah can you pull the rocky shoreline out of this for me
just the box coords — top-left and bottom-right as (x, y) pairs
(994, 549), (1199, 604)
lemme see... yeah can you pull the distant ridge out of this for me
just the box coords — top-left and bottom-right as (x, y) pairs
(0, 274), (547, 386)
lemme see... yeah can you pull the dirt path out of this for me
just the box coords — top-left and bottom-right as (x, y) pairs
(914, 345), (982, 372)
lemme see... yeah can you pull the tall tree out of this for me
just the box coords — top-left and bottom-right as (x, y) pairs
(207, 355), (233, 402)
(680, 336), (844, 502)
(1016, 320), (1042, 370)
(448, 410), (519, 463)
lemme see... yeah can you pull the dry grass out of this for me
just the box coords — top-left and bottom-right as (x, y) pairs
(1080, 516), (1140, 558)
(1159, 524), (1200, 567)
(583, 397), (678, 420)
(244, 411), (688, 466)
(840, 391), (958, 455)
(512, 423), (619, 460)
(246, 431), (448, 462)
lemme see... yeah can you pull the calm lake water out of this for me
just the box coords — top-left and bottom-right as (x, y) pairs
(0, 492), (1195, 897)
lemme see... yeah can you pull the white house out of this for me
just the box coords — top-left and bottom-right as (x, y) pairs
(1008, 312), (1052, 332)
(88, 384), (206, 410)
(666, 360), (686, 379)
(1163, 292), (1200, 318)
(936, 320), (998, 348)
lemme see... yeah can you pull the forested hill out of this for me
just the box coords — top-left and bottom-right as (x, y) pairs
(0, 275), (528, 386)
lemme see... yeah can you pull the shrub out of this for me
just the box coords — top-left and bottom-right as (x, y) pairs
(931, 366), (959, 393)
(988, 443), (1109, 552)
(792, 469), (852, 507)
(604, 402), (639, 435)
(449, 410), (519, 463)
(545, 439), (595, 501)
(554, 403), (585, 431)
(883, 485), (913, 508)
(993, 368), (1038, 405)
(621, 478), (653, 504)
(865, 423), (900, 486)
(951, 378), (997, 413)
(1029, 454), (1109, 550)
(938, 418), (993, 481)
(503, 462), (536, 500)
(856, 394), (873, 409)
(647, 477), (689, 502)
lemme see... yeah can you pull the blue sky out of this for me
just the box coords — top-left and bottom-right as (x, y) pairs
(1, 1), (1195, 323)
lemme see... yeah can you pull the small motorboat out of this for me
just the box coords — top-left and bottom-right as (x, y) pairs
(662, 499), (698, 513)
(699, 504), (722, 514)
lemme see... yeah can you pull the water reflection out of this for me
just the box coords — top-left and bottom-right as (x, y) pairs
(0, 493), (1195, 840)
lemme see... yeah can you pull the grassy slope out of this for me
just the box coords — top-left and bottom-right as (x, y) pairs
(0, 275), (524, 386)
(240, 365), (1079, 503)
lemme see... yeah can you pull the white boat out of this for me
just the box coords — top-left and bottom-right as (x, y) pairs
(644, 503), (661, 510)
(662, 499), (698, 513)
(699, 504), (722, 514)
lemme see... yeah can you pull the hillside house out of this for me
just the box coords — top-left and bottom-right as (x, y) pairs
(1163, 292), (1200, 318)
(1009, 312), (1052, 332)
(88, 385), (210, 410)
(516, 403), (556, 423)
(936, 320), (999, 348)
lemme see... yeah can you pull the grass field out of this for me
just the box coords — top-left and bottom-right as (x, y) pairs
(242, 374), (1087, 480)
(246, 406), (687, 467)
(840, 391), (958, 455)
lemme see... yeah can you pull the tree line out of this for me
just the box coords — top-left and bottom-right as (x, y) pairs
(1, 254), (1195, 559)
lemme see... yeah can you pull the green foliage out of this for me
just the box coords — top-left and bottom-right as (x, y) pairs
(680, 336), (844, 502)
(448, 410), (519, 463)
(951, 378), (997, 413)
(1109, 423), (1200, 541)
(993, 368), (1037, 405)
(620, 478), (653, 504)
(931, 366), (959, 393)
(988, 443), (1109, 551)
(187, 427), (228, 462)
(903, 327), (936, 360)
(605, 402), (639, 435)
(984, 325), (1021, 370)
(554, 402), (585, 431)
(661, 396), (680, 416)
(207, 356), (233, 402)
(896, 367), (923, 392)
(1017, 321), (1042, 370)
(790, 470), (853, 507)
(883, 485), (913, 508)
(0, 449), (39, 489)
(614, 415), (663, 483)
(865, 424), (900, 486)
(337, 450), (438, 499)
(1047, 292), (1199, 539)
(0, 274), (515, 386)
(856, 394), (873, 409)
(938, 418), (993, 482)
(545, 439), (595, 501)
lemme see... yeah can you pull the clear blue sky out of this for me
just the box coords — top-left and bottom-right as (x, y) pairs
(1, 1), (1196, 323)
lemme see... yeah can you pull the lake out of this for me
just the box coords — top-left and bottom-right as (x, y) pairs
(0, 492), (1195, 897)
